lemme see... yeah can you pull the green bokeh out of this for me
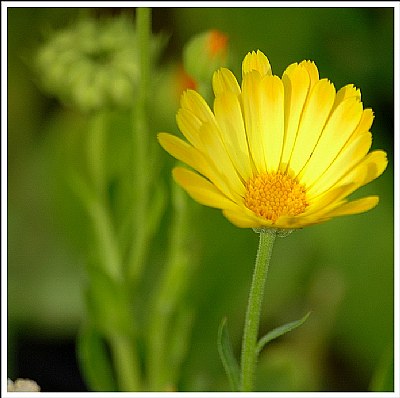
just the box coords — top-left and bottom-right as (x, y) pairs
(7, 6), (394, 392)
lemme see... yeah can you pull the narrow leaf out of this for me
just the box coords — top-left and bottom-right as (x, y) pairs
(256, 312), (311, 355)
(85, 265), (135, 338)
(147, 183), (167, 237)
(168, 306), (195, 386)
(369, 345), (394, 392)
(77, 322), (116, 391)
(217, 317), (240, 391)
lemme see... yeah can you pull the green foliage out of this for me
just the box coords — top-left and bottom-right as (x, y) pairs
(217, 318), (240, 391)
(256, 312), (311, 356)
(77, 323), (117, 391)
(84, 265), (135, 338)
(369, 344), (394, 392)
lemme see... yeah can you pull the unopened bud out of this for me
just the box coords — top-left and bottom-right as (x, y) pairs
(175, 64), (197, 98)
(183, 30), (229, 87)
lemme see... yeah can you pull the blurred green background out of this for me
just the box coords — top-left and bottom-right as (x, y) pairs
(7, 6), (394, 392)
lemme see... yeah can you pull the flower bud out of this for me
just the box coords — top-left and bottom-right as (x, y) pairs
(175, 63), (197, 98)
(183, 30), (229, 87)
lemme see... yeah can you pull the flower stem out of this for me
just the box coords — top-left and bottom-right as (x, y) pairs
(240, 229), (277, 391)
(147, 183), (192, 390)
(87, 111), (106, 198)
(77, 112), (122, 281)
(110, 334), (141, 391)
(128, 7), (151, 282)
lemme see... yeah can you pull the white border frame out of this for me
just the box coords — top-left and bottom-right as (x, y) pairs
(2, 2), (399, 397)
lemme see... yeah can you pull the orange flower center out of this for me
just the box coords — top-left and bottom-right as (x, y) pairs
(244, 172), (308, 222)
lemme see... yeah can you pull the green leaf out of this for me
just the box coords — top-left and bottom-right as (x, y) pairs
(85, 265), (135, 338)
(77, 322), (117, 391)
(167, 306), (195, 387)
(256, 312), (311, 355)
(369, 344), (394, 392)
(147, 182), (167, 238)
(217, 318), (240, 391)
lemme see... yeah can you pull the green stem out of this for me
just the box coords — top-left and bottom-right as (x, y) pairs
(83, 107), (141, 390)
(85, 108), (120, 267)
(87, 111), (106, 198)
(110, 334), (141, 391)
(128, 7), (151, 282)
(148, 184), (191, 390)
(137, 8), (151, 101)
(85, 111), (123, 280)
(240, 229), (277, 391)
(88, 195), (122, 281)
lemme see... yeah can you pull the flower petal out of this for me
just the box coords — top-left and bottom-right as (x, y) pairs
(305, 150), (386, 220)
(302, 183), (356, 215)
(242, 71), (267, 173)
(280, 63), (310, 170)
(306, 107), (374, 197)
(158, 132), (236, 201)
(299, 60), (319, 88)
(322, 196), (379, 218)
(332, 150), (388, 192)
(242, 72), (285, 173)
(176, 107), (203, 148)
(177, 90), (246, 197)
(213, 67), (241, 97)
(299, 96), (363, 186)
(197, 121), (246, 196)
(158, 132), (208, 172)
(173, 167), (237, 210)
(307, 131), (372, 198)
(214, 91), (253, 180)
(276, 183), (356, 228)
(284, 195), (380, 228)
(223, 206), (274, 228)
(242, 50), (272, 77)
(354, 108), (374, 134)
(180, 89), (215, 124)
(288, 78), (336, 176)
(260, 75), (285, 172)
(332, 84), (361, 109)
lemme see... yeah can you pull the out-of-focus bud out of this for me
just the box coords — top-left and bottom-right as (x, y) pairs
(183, 30), (229, 90)
(35, 14), (164, 113)
(152, 63), (198, 132)
(175, 64), (197, 98)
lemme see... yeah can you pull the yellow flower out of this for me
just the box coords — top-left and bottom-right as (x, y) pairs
(158, 50), (388, 229)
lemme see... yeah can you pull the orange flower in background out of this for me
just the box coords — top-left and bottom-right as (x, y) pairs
(159, 50), (387, 229)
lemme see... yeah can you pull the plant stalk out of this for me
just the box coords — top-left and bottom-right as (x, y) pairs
(240, 229), (277, 391)
(128, 7), (152, 282)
